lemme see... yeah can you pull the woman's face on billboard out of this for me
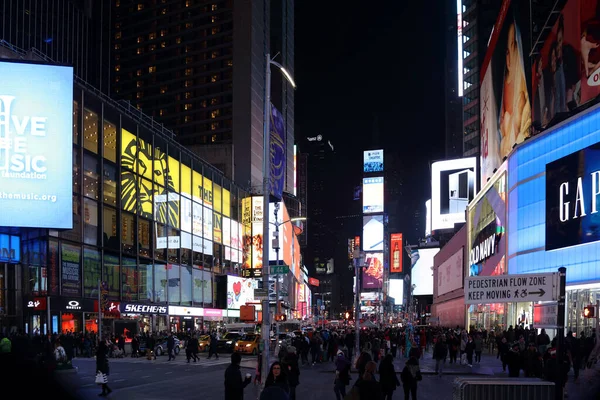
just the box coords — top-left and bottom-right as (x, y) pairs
(505, 23), (517, 72)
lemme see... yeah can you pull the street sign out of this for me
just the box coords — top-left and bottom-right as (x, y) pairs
(242, 268), (262, 278)
(270, 265), (289, 275)
(533, 303), (558, 329)
(254, 289), (268, 300)
(464, 272), (558, 304)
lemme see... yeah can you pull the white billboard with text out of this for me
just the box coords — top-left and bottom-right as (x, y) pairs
(437, 247), (464, 296)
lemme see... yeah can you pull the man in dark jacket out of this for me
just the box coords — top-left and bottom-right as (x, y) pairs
(208, 332), (219, 359)
(167, 333), (176, 361)
(433, 335), (448, 376)
(282, 346), (300, 400)
(225, 352), (252, 400)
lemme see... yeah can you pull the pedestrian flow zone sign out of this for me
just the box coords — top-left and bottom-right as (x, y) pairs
(464, 272), (558, 304)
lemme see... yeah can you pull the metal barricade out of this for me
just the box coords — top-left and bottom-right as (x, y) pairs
(453, 377), (555, 400)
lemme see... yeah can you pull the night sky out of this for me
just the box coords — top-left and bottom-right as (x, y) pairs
(295, 1), (448, 243)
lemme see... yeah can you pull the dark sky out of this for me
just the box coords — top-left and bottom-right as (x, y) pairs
(295, 1), (448, 241)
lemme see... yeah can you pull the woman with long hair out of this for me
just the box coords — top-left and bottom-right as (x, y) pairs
(353, 360), (383, 400)
(263, 361), (290, 396)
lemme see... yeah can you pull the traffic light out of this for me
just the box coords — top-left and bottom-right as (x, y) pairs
(584, 305), (595, 318)
(275, 314), (287, 322)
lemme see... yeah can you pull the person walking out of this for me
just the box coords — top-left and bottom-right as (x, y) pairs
(400, 350), (422, 400)
(333, 350), (351, 400)
(146, 334), (156, 360)
(465, 335), (475, 367)
(282, 346), (300, 400)
(379, 354), (401, 400)
(474, 334), (483, 364)
(353, 360), (383, 400)
(96, 340), (112, 397)
(224, 352), (252, 400)
(208, 332), (219, 360)
(186, 334), (198, 363)
(167, 332), (176, 361)
(433, 335), (448, 376)
(264, 361), (290, 395)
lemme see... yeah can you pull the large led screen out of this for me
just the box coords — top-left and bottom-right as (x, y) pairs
(437, 248), (463, 296)
(226, 275), (257, 309)
(411, 248), (439, 296)
(362, 215), (384, 251)
(0, 61), (73, 228)
(546, 142), (600, 251)
(480, 0), (532, 185)
(364, 149), (384, 172)
(390, 233), (403, 273)
(363, 177), (384, 213)
(431, 157), (476, 231)
(362, 252), (383, 289)
(389, 279), (404, 305)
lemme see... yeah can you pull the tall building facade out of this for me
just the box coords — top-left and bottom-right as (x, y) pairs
(444, 0), (463, 159)
(111, 0), (295, 195)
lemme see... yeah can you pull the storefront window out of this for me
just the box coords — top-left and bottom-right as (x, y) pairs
(103, 206), (119, 250)
(181, 265), (192, 305)
(83, 153), (100, 200)
(122, 212), (135, 255)
(61, 243), (82, 297)
(103, 162), (118, 206)
(83, 108), (99, 153)
(122, 258), (138, 301)
(104, 253), (120, 299)
(154, 263), (167, 302)
(139, 263), (153, 302)
(61, 195), (82, 243)
(73, 100), (80, 145)
(83, 199), (99, 246)
(168, 264), (181, 303)
(139, 218), (151, 258)
(83, 248), (101, 298)
(103, 119), (117, 162)
(73, 149), (80, 194)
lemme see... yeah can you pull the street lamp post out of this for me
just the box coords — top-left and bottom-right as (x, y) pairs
(260, 51), (296, 386)
(353, 250), (365, 364)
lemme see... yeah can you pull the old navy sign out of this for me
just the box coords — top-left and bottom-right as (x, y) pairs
(119, 303), (168, 315)
(469, 233), (497, 265)
(546, 142), (600, 250)
(464, 272), (557, 304)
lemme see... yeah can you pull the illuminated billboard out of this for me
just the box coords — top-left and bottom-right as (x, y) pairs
(389, 279), (404, 305)
(437, 247), (464, 296)
(411, 248), (439, 296)
(390, 233), (403, 273)
(362, 177), (384, 213)
(362, 215), (384, 251)
(0, 61), (73, 229)
(431, 157), (476, 231)
(362, 252), (383, 289)
(241, 196), (264, 272)
(479, 0), (532, 185)
(226, 275), (257, 309)
(363, 149), (384, 172)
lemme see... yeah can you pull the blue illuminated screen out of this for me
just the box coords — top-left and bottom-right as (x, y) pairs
(0, 61), (73, 229)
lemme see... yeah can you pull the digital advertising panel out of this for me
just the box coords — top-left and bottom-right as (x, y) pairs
(362, 215), (384, 251)
(480, 0), (532, 186)
(411, 248), (439, 296)
(362, 177), (384, 213)
(437, 247), (464, 296)
(362, 252), (383, 289)
(468, 167), (506, 277)
(363, 149), (384, 172)
(269, 104), (286, 201)
(431, 157), (476, 231)
(390, 233), (403, 273)
(226, 275), (257, 309)
(0, 61), (73, 229)
(532, 0), (600, 130)
(389, 279), (404, 305)
(546, 142), (600, 251)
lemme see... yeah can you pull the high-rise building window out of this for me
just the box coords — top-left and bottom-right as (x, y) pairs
(184, 104), (193, 111)
(185, 45), (192, 53)
(211, 15), (217, 23)
(160, 85), (168, 94)
(114, 44), (121, 50)
(184, 116), (192, 122)
(211, 51), (219, 59)
(186, 56), (193, 64)
(185, 80), (193, 87)
(210, 98), (218, 105)
(211, 27), (219, 35)
(185, 68), (193, 76)
(211, 4), (217, 11)
(160, 29), (168, 37)
(186, 0), (192, 7)
(115, 65), (121, 72)
(176, 37), (182, 44)
(115, 32), (122, 40)
(136, 92), (144, 99)
(149, 66), (156, 73)
(200, 100), (207, 107)
(115, 76), (120, 83)
(149, 33), (157, 40)
(226, 60), (233, 67)
(186, 23), (193, 29)
(210, 110), (219, 119)
(210, 123), (219, 131)
(137, 3), (144, 11)
(149, 44), (156, 51)
(137, 81), (143, 88)
(137, 48), (143, 55)
(161, 41), (167, 48)
(211, 74), (218, 83)
(136, 69), (142, 76)
(159, 109), (165, 116)
(137, 36), (143, 43)
(211, 134), (217, 142)
(162, 8), (168, 15)
(185, 92), (192, 99)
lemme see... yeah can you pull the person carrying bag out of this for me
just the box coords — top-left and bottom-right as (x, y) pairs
(96, 340), (112, 397)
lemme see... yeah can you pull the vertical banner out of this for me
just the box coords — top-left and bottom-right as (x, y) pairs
(390, 233), (403, 273)
(269, 104), (286, 201)
(100, 281), (109, 312)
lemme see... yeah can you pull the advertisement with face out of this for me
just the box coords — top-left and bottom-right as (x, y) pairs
(546, 142), (600, 250)
(362, 215), (384, 251)
(363, 149), (384, 172)
(227, 275), (257, 309)
(411, 248), (439, 296)
(480, 0), (532, 185)
(362, 177), (384, 213)
(533, 0), (600, 129)
(362, 252), (383, 289)
(0, 61), (73, 229)
(431, 157), (476, 231)
(468, 171), (507, 277)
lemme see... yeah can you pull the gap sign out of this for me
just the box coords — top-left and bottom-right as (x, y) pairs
(464, 273), (558, 304)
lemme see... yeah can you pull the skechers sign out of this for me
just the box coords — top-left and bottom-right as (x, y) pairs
(546, 142), (600, 250)
(0, 61), (73, 229)
(119, 303), (168, 314)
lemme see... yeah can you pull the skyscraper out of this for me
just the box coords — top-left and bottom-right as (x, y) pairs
(444, 0), (463, 159)
(111, 0), (295, 194)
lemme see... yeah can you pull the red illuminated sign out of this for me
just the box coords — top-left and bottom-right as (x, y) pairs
(26, 297), (47, 311)
(308, 277), (319, 287)
(390, 233), (403, 273)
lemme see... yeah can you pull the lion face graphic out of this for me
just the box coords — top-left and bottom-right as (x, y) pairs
(121, 133), (179, 228)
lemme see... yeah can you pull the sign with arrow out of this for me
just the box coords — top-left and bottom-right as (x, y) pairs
(464, 272), (558, 304)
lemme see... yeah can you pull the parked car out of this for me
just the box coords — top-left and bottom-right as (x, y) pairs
(234, 333), (260, 355)
(152, 337), (181, 357)
(217, 332), (242, 353)
(198, 335), (210, 352)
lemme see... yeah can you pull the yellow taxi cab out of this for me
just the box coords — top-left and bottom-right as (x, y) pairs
(234, 333), (260, 355)
(198, 335), (210, 352)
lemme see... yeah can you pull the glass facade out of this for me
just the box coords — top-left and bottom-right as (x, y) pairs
(7, 84), (250, 334)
